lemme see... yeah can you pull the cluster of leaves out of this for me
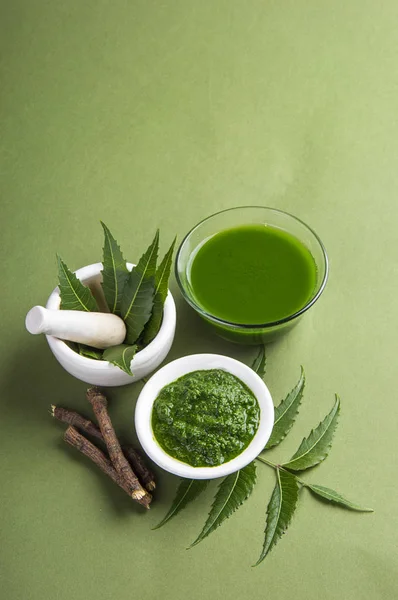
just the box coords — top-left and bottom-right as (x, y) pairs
(154, 347), (373, 566)
(57, 222), (176, 375)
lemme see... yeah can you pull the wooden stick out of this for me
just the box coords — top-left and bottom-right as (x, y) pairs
(51, 405), (103, 440)
(51, 404), (156, 492)
(64, 426), (151, 509)
(86, 388), (148, 502)
(122, 446), (156, 492)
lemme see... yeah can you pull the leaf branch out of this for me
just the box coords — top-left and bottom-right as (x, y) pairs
(57, 255), (98, 312)
(264, 367), (305, 450)
(251, 346), (266, 379)
(190, 463), (257, 548)
(100, 221), (129, 315)
(282, 395), (340, 472)
(254, 467), (299, 566)
(153, 479), (209, 529)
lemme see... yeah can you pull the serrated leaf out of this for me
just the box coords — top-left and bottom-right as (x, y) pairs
(153, 479), (208, 530)
(120, 231), (159, 344)
(100, 221), (129, 315)
(102, 344), (137, 375)
(265, 367), (305, 449)
(254, 468), (299, 566)
(282, 395), (340, 472)
(143, 237), (176, 345)
(251, 346), (266, 379)
(190, 462), (256, 547)
(306, 484), (373, 512)
(57, 255), (98, 312)
(78, 344), (103, 360)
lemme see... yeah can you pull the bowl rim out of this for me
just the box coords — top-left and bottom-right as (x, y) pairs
(134, 353), (275, 479)
(175, 205), (329, 330)
(45, 261), (175, 371)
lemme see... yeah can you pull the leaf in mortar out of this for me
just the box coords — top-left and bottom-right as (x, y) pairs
(190, 462), (257, 547)
(78, 344), (103, 360)
(143, 237), (176, 345)
(254, 468), (300, 566)
(265, 367), (305, 450)
(121, 230), (159, 344)
(306, 483), (373, 512)
(251, 345), (266, 379)
(100, 221), (129, 315)
(103, 344), (137, 375)
(57, 255), (98, 312)
(153, 479), (209, 530)
(66, 341), (79, 353)
(282, 395), (340, 472)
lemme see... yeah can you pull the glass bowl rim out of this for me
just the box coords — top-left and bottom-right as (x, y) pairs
(175, 205), (329, 330)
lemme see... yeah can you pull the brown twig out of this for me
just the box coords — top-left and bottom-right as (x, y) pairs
(64, 426), (151, 509)
(51, 405), (102, 440)
(86, 387), (148, 502)
(122, 446), (156, 492)
(51, 404), (156, 492)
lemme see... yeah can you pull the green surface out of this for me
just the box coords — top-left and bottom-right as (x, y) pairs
(152, 369), (260, 466)
(190, 224), (317, 324)
(1, 1), (398, 599)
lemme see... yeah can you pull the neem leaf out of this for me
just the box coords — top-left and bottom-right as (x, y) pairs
(254, 468), (299, 566)
(121, 231), (159, 344)
(306, 484), (373, 512)
(190, 462), (256, 547)
(265, 367), (305, 450)
(103, 344), (137, 375)
(143, 237), (176, 345)
(57, 255), (98, 312)
(251, 346), (266, 379)
(78, 344), (103, 360)
(100, 221), (129, 315)
(282, 395), (340, 472)
(153, 479), (209, 530)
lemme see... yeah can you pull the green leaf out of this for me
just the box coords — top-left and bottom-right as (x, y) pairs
(306, 484), (373, 512)
(102, 344), (137, 375)
(251, 346), (266, 379)
(57, 255), (98, 312)
(282, 395), (340, 472)
(120, 231), (159, 344)
(153, 479), (209, 530)
(254, 468), (299, 566)
(190, 462), (256, 547)
(78, 344), (103, 360)
(265, 367), (305, 450)
(142, 237), (176, 345)
(100, 221), (129, 315)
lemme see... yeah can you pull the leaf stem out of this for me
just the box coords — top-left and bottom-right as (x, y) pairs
(256, 456), (277, 468)
(256, 455), (306, 485)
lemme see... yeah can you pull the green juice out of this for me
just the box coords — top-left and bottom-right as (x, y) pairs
(189, 224), (317, 326)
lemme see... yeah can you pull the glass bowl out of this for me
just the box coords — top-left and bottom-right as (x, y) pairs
(175, 206), (328, 344)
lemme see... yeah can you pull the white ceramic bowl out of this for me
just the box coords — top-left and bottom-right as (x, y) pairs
(45, 262), (176, 386)
(135, 354), (274, 479)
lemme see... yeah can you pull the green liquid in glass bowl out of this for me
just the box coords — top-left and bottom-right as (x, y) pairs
(189, 224), (317, 326)
(175, 207), (328, 344)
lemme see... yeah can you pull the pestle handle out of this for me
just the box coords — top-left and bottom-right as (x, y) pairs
(25, 306), (127, 349)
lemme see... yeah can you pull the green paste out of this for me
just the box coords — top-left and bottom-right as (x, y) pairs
(151, 369), (260, 467)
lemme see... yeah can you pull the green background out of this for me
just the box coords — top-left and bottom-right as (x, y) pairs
(1, 1), (397, 598)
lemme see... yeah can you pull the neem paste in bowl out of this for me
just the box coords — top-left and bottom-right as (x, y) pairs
(151, 369), (260, 467)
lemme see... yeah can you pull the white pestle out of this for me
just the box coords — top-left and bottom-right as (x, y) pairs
(25, 306), (127, 349)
